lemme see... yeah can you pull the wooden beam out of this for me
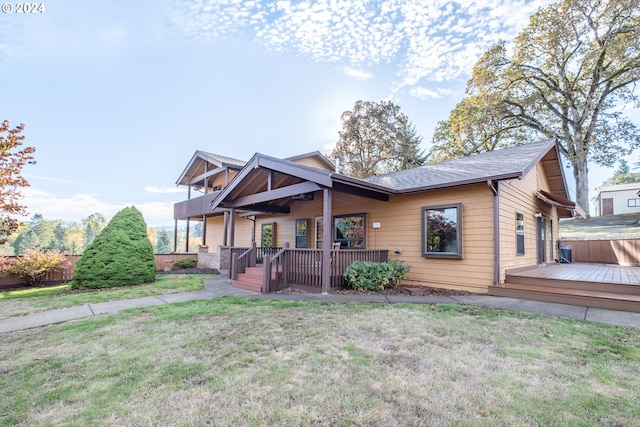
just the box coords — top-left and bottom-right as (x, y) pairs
(332, 181), (389, 201)
(243, 203), (290, 214)
(229, 208), (236, 247)
(257, 156), (333, 187)
(224, 181), (321, 208)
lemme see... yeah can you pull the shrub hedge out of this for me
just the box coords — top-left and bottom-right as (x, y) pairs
(344, 260), (411, 292)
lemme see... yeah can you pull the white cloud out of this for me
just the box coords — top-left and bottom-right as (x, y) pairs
(343, 66), (372, 80)
(144, 186), (184, 194)
(173, 0), (554, 98)
(21, 188), (175, 227)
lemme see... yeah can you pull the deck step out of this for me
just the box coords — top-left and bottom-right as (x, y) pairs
(490, 283), (640, 313)
(505, 274), (640, 295)
(232, 266), (264, 292)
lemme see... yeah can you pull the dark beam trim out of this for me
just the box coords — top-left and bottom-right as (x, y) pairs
(257, 156), (333, 187)
(244, 203), (291, 214)
(332, 181), (389, 201)
(224, 181), (322, 208)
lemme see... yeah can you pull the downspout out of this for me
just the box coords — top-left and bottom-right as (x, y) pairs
(487, 180), (500, 286)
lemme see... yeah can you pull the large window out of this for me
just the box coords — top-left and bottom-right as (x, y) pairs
(516, 212), (525, 256)
(422, 204), (462, 258)
(628, 198), (640, 207)
(334, 214), (365, 248)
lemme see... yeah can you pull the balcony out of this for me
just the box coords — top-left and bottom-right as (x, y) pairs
(173, 191), (220, 220)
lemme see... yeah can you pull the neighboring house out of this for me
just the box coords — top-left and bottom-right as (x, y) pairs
(174, 139), (580, 294)
(593, 182), (640, 216)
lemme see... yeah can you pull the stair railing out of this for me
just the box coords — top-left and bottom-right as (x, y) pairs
(262, 242), (289, 293)
(231, 242), (256, 281)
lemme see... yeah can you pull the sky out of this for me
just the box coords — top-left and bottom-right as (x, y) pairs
(2, 0), (639, 227)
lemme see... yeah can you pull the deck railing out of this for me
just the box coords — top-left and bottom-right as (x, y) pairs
(230, 243), (256, 280)
(280, 248), (389, 289)
(230, 245), (389, 291)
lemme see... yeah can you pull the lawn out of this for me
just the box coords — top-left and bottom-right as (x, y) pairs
(559, 213), (640, 240)
(1, 298), (638, 426)
(0, 274), (211, 319)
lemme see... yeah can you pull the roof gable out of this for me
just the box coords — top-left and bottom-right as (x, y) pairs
(176, 151), (246, 186)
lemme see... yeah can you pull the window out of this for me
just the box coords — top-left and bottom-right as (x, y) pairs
(516, 212), (525, 256)
(422, 204), (462, 258)
(333, 214), (365, 248)
(628, 198), (640, 207)
(261, 222), (275, 247)
(295, 219), (308, 248)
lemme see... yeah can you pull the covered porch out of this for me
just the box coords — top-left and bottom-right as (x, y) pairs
(490, 263), (640, 313)
(209, 153), (393, 293)
(229, 244), (389, 293)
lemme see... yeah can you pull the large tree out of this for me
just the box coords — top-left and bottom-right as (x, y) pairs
(332, 100), (426, 178)
(0, 120), (36, 243)
(430, 0), (640, 216)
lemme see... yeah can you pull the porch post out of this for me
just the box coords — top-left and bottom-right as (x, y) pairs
(185, 218), (190, 252)
(229, 207), (236, 247)
(202, 215), (207, 246)
(223, 210), (229, 246)
(321, 188), (332, 294)
(173, 219), (178, 253)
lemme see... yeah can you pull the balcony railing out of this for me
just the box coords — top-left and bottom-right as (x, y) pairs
(173, 191), (220, 219)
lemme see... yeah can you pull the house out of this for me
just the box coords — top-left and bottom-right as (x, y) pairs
(173, 139), (579, 294)
(593, 182), (640, 216)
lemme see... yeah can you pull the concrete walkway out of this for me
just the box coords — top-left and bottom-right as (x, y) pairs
(2, 272), (640, 334)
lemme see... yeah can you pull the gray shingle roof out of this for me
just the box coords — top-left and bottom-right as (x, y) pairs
(364, 139), (556, 192)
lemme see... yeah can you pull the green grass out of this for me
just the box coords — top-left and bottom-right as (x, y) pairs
(1, 298), (638, 426)
(559, 212), (640, 240)
(0, 274), (211, 319)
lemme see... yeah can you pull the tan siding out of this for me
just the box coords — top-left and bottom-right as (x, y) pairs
(499, 162), (560, 282)
(292, 157), (333, 171)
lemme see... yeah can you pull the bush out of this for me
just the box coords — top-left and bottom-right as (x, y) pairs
(71, 207), (156, 290)
(344, 260), (411, 292)
(173, 258), (197, 269)
(0, 248), (70, 286)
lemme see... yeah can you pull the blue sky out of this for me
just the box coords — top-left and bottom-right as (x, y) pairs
(2, 0), (638, 227)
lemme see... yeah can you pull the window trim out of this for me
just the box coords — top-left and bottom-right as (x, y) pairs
(333, 213), (366, 249)
(422, 203), (462, 259)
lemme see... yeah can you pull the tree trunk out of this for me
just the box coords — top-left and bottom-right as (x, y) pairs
(573, 157), (591, 218)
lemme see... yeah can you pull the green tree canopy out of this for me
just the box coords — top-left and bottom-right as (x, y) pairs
(603, 160), (640, 185)
(429, 0), (640, 216)
(331, 100), (426, 178)
(71, 206), (155, 289)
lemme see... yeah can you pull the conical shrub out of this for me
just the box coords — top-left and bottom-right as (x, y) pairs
(71, 206), (156, 289)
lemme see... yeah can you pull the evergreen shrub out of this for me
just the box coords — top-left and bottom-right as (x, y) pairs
(71, 207), (156, 289)
(344, 260), (411, 292)
(173, 257), (197, 269)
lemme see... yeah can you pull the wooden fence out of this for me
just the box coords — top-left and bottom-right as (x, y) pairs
(0, 253), (199, 288)
(560, 239), (640, 266)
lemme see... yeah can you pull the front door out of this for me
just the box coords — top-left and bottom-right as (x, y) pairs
(603, 198), (614, 215)
(537, 216), (546, 266)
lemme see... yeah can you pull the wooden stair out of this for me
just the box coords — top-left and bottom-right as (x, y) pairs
(232, 266), (263, 293)
(489, 271), (640, 313)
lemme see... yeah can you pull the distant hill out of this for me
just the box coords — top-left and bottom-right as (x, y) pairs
(560, 213), (640, 240)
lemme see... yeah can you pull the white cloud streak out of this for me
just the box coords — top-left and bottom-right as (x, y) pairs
(21, 188), (175, 227)
(172, 0), (553, 98)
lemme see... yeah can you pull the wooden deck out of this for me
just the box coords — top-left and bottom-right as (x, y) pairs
(489, 263), (640, 313)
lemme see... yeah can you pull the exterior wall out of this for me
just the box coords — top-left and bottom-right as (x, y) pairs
(498, 162), (560, 282)
(596, 189), (640, 216)
(206, 184), (496, 293)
